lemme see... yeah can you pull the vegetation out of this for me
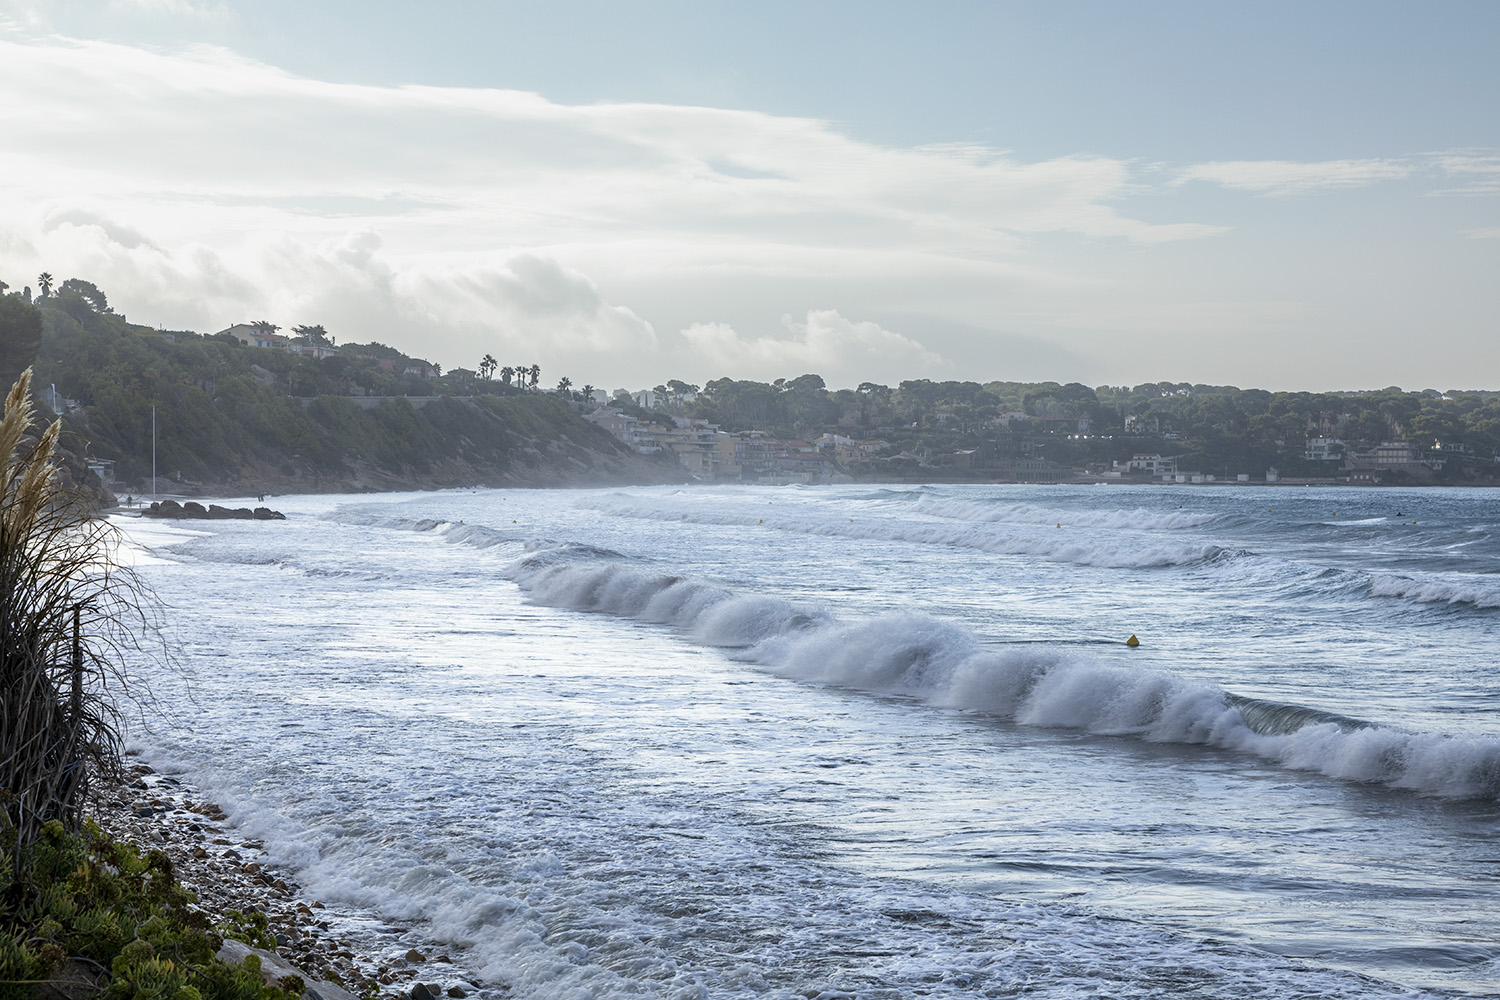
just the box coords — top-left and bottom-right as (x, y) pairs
(0, 819), (305, 1000)
(0, 370), (135, 855)
(9, 279), (662, 492)
(676, 376), (1500, 482)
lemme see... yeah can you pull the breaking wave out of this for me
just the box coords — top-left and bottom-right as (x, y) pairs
(508, 548), (1500, 802)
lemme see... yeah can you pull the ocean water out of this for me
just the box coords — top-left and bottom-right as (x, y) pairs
(116, 483), (1500, 999)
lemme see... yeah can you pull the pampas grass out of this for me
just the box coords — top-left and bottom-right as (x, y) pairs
(0, 368), (138, 864)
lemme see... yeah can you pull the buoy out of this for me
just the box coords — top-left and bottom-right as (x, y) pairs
(1126, 634), (1140, 647)
(759, 518), (763, 523)
(1057, 523), (1061, 528)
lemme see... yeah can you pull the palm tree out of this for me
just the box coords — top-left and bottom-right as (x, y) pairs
(35, 273), (52, 298)
(556, 376), (572, 396)
(514, 361), (529, 390)
(499, 366), (514, 386)
(528, 364), (541, 389)
(479, 353), (497, 379)
(251, 320), (279, 336)
(580, 384), (595, 404)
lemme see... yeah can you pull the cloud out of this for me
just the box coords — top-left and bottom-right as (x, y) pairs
(1175, 158), (1413, 196)
(1466, 227), (1500, 240)
(1429, 153), (1500, 196)
(680, 310), (951, 384)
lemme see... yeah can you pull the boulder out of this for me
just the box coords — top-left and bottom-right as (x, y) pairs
(217, 940), (360, 1000)
(208, 504), (256, 519)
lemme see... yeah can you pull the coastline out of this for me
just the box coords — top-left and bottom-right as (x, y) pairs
(91, 756), (481, 1000)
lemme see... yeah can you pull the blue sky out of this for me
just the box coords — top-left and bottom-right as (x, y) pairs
(0, 1), (1495, 390)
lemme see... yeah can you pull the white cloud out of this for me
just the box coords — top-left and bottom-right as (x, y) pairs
(1175, 158), (1413, 196)
(679, 310), (951, 384)
(1429, 153), (1500, 196)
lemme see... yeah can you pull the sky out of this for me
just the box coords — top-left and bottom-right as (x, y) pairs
(0, 1), (1496, 393)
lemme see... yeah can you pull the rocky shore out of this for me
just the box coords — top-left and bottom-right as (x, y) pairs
(91, 755), (486, 1000)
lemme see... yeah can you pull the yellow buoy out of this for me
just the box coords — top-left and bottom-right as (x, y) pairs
(1057, 523), (1061, 528)
(1126, 634), (1140, 647)
(759, 518), (763, 523)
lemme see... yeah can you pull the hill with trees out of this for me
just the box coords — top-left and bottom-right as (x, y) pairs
(1, 277), (683, 496)
(664, 375), (1500, 484)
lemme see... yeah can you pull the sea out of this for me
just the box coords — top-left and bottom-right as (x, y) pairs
(114, 483), (1500, 999)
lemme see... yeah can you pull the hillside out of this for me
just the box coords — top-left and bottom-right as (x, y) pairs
(6, 284), (683, 495)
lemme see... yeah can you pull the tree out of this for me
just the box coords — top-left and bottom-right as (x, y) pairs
(479, 354), (497, 379)
(293, 324), (330, 346)
(250, 320), (279, 336)
(556, 376), (572, 396)
(499, 366), (513, 386)
(0, 297), (43, 392)
(58, 279), (110, 314)
(35, 273), (53, 298)
(579, 384), (595, 404)
(528, 364), (541, 389)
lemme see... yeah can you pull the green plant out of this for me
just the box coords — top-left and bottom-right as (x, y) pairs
(0, 823), (306, 1000)
(1, 369), (144, 868)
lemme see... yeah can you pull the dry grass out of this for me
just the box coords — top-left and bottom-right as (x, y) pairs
(0, 368), (140, 863)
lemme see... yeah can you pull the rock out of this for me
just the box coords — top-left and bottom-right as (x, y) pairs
(218, 941), (360, 1000)
(208, 504), (256, 519)
(411, 984), (442, 1000)
(446, 989), (467, 998)
(405, 949), (426, 963)
(254, 507), (288, 520)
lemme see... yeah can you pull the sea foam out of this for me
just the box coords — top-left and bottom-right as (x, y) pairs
(509, 549), (1500, 801)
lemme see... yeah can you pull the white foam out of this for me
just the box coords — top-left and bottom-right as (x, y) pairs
(578, 495), (1228, 569)
(511, 552), (1500, 802)
(1370, 572), (1500, 609)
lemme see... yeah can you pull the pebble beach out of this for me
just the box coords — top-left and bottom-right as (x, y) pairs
(91, 755), (482, 1000)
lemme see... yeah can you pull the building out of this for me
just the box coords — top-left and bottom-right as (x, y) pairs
(216, 323), (288, 350)
(1121, 453), (1178, 478)
(1305, 437), (1345, 462)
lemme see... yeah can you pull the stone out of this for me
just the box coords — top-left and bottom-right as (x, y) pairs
(217, 941), (359, 1000)
(405, 949), (426, 963)
(446, 989), (467, 998)
(410, 984), (441, 1000)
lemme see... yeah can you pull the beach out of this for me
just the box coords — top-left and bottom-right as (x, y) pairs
(93, 757), (478, 1000)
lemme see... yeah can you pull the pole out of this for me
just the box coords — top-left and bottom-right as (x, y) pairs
(152, 405), (156, 500)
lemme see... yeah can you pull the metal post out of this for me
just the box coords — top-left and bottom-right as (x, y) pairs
(71, 606), (82, 719)
(152, 405), (156, 499)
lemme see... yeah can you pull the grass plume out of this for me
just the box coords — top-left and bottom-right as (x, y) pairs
(1, 368), (139, 866)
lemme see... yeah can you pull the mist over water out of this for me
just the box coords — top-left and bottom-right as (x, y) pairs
(121, 484), (1500, 998)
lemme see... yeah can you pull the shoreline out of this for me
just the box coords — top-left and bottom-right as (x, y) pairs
(91, 755), (484, 1000)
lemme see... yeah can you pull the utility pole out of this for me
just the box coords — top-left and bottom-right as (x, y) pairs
(152, 406), (156, 500)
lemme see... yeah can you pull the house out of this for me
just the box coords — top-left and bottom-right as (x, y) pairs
(584, 407), (659, 453)
(290, 341), (341, 360)
(1122, 453), (1178, 478)
(217, 323), (288, 350)
(1305, 437), (1345, 462)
